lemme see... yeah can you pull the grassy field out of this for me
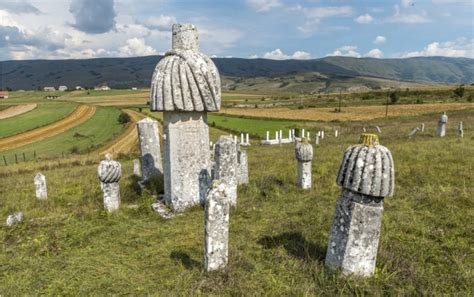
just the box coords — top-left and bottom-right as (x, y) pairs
(0, 102), (77, 138)
(0, 107), (124, 163)
(0, 109), (472, 295)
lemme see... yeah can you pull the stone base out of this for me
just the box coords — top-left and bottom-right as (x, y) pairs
(437, 124), (446, 137)
(325, 189), (384, 276)
(297, 161), (311, 189)
(102, 183), (120, 212)
(164, 111), (211, 212)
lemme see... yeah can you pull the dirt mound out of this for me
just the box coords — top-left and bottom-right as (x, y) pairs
(0, 104), (37, 120)
(0, 105), (96, 151)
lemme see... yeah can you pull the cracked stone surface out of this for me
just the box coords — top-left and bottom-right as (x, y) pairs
(204, 180), (230, 272)
(34, 172), (47, 200)
(214, 136), (238, 206)
(97, 154), (121, 212)
(326, 134), (395, 277)
(137, 117), (162, 181)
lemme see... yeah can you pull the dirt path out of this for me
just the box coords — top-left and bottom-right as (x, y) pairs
(97, 109), (145, 156)
(0, 104), (37, 120)
(0, 105), (96, 151)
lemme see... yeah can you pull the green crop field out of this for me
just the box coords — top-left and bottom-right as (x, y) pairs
(0, 108), (472, 295)
(0, 102), (77, 138)
(0, 107), (125, 163)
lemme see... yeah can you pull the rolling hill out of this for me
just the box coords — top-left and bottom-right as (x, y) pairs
(0, 56), (472, 91)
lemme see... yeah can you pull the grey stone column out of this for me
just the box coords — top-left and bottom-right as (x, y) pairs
(34, 173), (47, 200)
(137, 117), (162, 181)
(204, 180), (230, 272)
(214, 136), (238, 206)
(295, 140), (313, 190)
(97, 154), (122, 212)
(325, 133), (395, 277)
(149, 23), (221, 212)
(237, 149), (249, 185)
(133, 159), (141, 177)
(437, 112), (448, 137)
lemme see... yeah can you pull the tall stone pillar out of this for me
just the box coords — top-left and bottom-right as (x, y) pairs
(150, 23), (221, 212)
(137, 117), (162, 181)
(214, 136), (238, 206)
(437, 112), (448, 137)
(295, 139), (313, 189)
(325, 133), (395, 277)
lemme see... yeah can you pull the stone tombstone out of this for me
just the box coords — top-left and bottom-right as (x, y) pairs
(133, 159), (141, 177)
(458, 121), (464, 138)
(214, 136), (238, 206)
(421, 123), (425, 132)
(6, 212), (23, 227)
(34, 173), (47, 200)
(437, 112), (448, 137)
(237, 149), (249, 185)
(204, 180), (230, 272)
(409, 127), (420, 138)
(137, 117), (162, 181)
(295, 139), (313, 190)
(325, 133), (395, 277)
(97, 154), (122, 212)
(150, 23), (220, 212)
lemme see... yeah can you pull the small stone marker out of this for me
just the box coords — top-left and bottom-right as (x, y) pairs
(150, 23), (220, 211)
(133, 159), (141, 177)
(34, 173), (47, 200)
(137, 117), (163, 181)
(325, 133), (395, 277)
(97, 154), (122, 212)
(374, 126), (382, 133)
(315, 134), (320, 145)
(437, 112), (448, 137)
(266, 131), (270, 141)
(421, 123), (425, 132)
(237, 149), (249, 185)
(335, 130), (339, 137)
(458, 121), (464, 138)
(6, 212), (23, 226)
(295, 139), (313, 190)
(214, 136), (238, 206)
(409, 127), (420, 138)
(204, 180), (230, 272)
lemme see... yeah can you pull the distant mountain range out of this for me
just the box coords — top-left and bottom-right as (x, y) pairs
(0, 56), (472, 91)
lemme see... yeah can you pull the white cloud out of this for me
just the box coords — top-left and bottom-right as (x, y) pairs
(138, 15), (176, 30)
(328, 45), (361, 58)
(295, 5), (353, 34)
(400, 38), (474, 58)
(374, 36), (386, 44)
(246, 0), (282, 12)
(263, 49), (311, 60)
(118, 37), (156, 57)
(432, 0), (472, 4)
(401, 0), (413, 7)
(365, 48), (384, 58)
(387, 5), (430, 23)
(248, 54), (259, 59)
(354, 14), (373, 24)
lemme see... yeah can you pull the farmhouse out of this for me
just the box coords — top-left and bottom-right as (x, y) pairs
(0, 91), (9, 99)
(76, 86), (84, 90)
(44, 87), (56, 91)
(58, 86), (68, 91)
(94, 84), (111, 91)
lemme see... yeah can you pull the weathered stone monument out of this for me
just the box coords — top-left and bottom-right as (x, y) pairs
(34, 173), (47, 200)
(150, 23), (220, 212)
(437, 112), (448, 137)
(295, 139), (313, 190)
(409, 127), (420, 138)
(214, 136), (238, 206)
(204, 180), (230, 272)
(6, 212), (23, 226)
(458, 121), (464, 138)
(421, 123), (425, 132)
(133, 159), (141, 177)
(237, 148), (249, 185)
(97, 154), (122, 212)
(325, 133), (395, 277)
(137, 117), (162, 181)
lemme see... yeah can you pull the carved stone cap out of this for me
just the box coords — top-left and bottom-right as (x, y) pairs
(150, 24), (221, 112)
(336, 136), (395, 197)
(295, 141), (313, 162)
(439, 112), (448, 123)
(98, 155), (122, 183)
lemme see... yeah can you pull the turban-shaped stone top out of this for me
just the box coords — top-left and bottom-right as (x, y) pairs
(98, 154), (122, 183)
(439, 112), (448, 124)
(150, 24), (221, 112)
(336, 134), (395, 197)
(295, 140), (313, 162)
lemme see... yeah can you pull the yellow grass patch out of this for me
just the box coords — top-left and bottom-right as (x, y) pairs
(220, 103), (473, 121)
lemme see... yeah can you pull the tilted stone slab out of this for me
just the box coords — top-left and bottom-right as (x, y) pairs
(137, 117), (162, 181)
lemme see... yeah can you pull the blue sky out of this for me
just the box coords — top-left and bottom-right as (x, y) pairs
(0, 0), (472, 60)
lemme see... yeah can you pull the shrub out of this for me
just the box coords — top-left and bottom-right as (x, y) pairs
(390, 91), (400, 104)
(118, 112), (131, 124)
(453, 85), (465, 98)
(69, 146), (80, 154)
